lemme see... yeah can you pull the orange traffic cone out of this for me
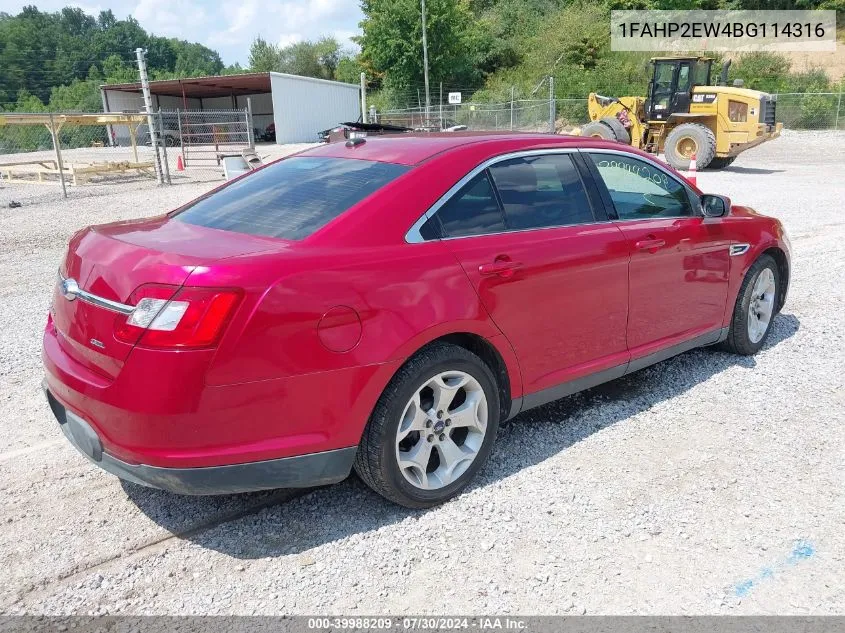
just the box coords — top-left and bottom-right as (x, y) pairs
(176, 155), (185, 171)
(687, 153), (697, 187)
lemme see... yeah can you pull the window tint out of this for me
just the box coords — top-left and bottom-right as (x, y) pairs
(588, 153), (692, 220)
(174, 157), (409, 240)
(488, 154), (593, 230)
(436, 172), (506, 237)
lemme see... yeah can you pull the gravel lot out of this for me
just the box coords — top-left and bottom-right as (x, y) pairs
(0, 131), (843, 616)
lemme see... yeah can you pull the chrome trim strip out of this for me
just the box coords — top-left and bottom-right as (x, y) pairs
(58, 273), (134, 315)
(404, 147), (579, 244)
(729, 243), (751, 256)
(404, 146), (704, 243)
(437, 219), (615, 241)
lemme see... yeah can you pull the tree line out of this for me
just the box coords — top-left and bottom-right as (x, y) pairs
(0, 6), (242, 112)
(0, 1), (841, 117)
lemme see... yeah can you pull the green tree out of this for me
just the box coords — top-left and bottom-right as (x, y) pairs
(49, 79), (102, 111)
(222, 62), (246, 75)
(101, 54), (138, 83)
(171, 40), (224, 76)
(14, 89), (47, 112)
(278, 41), (324, 77)
(314, 36), (343, 78)
(248, 35), (348, 80)
(248, 36), (282, 72)
(359, 0), (481, 90)
(336, 56), (365, 84)
(0, 6), (229, 110)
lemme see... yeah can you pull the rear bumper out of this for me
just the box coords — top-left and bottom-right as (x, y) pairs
(45, 385), (356, 495)
(42, 321), (396, 469)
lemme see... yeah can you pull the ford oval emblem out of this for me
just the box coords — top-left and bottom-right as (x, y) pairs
(61, 278), (80, 301)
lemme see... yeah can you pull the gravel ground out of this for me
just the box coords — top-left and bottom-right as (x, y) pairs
(0, 130), (843, 616)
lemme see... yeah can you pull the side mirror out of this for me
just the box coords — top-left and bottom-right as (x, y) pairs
(701, 194), (730, 217)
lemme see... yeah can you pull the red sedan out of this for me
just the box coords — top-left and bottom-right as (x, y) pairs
(43, 133), (790, 508)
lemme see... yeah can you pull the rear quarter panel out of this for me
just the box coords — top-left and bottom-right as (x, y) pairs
(189, 243), (509, 386)
(181, 242), (520, 453)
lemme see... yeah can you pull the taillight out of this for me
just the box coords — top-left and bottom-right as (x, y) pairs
(114, 284), (242, 349)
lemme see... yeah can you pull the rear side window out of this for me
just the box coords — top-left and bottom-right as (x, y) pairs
(488, 154), (593, 230)
(435, 172), (507, 238)
(174, 157), (409, 240)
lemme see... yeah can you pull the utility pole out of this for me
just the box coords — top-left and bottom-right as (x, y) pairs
(360, 72), (368, 123)
(421, 0), (431, 126)
(548, 75), (555, 134)
(510, 86), (515, 131)
(135, 47), (163, 185)
(439, 82), (443, 130)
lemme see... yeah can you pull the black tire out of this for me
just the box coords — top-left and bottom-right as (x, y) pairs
(599, 116), (632, 145)
(664, 123), (716, 170)
(706, 156), (736, 170)
(720, 254), (780, 356)
(581, 121), (616, 141)
(354, 342), (501, 508)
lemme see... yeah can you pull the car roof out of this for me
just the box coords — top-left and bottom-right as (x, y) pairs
(301, 132), (591, 166)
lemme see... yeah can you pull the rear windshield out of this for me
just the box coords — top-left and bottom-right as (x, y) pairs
(173, 156), (409, 240)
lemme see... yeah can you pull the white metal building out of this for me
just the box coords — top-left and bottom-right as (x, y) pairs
(100, 72), (361, 144)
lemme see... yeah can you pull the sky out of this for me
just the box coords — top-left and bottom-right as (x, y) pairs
(2, 0), (365, 66)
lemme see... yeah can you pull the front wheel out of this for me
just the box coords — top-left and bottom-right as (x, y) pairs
(707, 156), (736, 170)
(354, 342), (500, 508)
(664, 123), (716, 170)
(721, 254), (780, 355)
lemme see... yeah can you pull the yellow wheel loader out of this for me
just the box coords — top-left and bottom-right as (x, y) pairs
(577, 57), (782, 170)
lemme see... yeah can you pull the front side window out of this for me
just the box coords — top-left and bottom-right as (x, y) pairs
(174, 157), (409, 240)
(433, 172), (506, 238)
(488, 154), (593, 230)
(588, 153), (693, 220)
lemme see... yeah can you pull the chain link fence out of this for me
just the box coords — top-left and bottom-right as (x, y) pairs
(379, 91), (845, 133)
(773, 93), (845, 130)
(0, 107), (254, 198)
(380, 99), (555, 133)
(0, 112), (159, 195)
(170, 109), (253, 180)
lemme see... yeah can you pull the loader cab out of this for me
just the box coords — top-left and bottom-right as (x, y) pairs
(646, 57), (713, 121)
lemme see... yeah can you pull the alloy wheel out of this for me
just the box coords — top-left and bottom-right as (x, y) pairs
(747, 267), (776, 344)
(395, 370), (488, 490)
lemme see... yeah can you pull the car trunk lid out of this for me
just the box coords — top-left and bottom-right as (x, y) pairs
(51, 217), (284, 380)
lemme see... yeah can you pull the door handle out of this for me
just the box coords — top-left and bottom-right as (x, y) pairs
(479, 258), (523, 278)
(635, 237), (666, 252)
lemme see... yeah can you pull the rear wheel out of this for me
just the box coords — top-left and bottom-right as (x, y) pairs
(720, 254), (780, 355)
(664, 123), (716, 170)
(706, 156), (736, 170)
(581, 119), (630, 144)
(581, 121), (616, 141)
(599, 116), (631, 145)
(354, 342), (500, 508)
